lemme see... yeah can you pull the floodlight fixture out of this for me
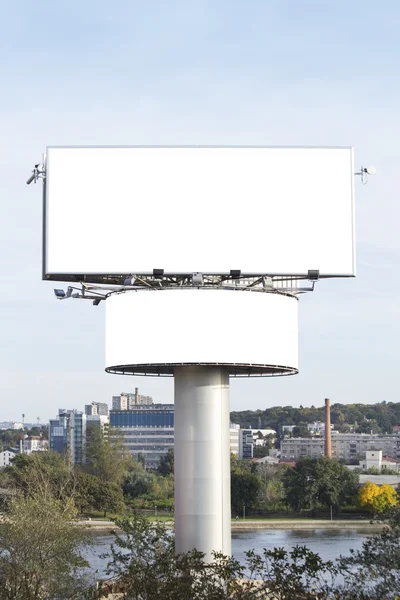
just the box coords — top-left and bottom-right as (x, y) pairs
(192, 272), (203, 285)
(93, 298), (102, 306)
(153, 269), (164, 278)
(364, 165), (377, 175)
(124, 276), (135, 286)
(307, 270), (320, 281)
(356, 164), (377, 184)
(263, 276), (273, 289)
(54, 289), (66, 298)
(230, 270), (241, 279)
(26, 163), (45, 185)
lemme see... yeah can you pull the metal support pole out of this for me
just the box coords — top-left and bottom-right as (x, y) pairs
(174, 366), (231, 560)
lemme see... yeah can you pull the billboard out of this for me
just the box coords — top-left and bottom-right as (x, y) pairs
(105, 289), (298, 376)
(43, 146), (355, 280)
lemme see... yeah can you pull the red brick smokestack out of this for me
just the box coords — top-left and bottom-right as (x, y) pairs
(325, 398), (332, 458)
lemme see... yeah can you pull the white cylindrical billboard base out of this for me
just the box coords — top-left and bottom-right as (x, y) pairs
(174, 366), (231, 560)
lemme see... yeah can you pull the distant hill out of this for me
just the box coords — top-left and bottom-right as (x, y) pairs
(230, 401), (400, 435)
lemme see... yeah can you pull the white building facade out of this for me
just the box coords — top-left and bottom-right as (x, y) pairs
(0, 450), (16, 468)
(281, 434), (400, 462)
(23, 436), (48, 454)
(230, 423), (240, 456)
(359, 449), (400, 473)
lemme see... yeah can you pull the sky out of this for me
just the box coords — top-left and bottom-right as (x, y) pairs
(1, 0), (400, 422)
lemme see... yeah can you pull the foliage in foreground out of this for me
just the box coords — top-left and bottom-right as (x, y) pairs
(335, 505), (400, 600)
(85, 504), (400, 600)
(91, 513), (343, 600)
(0, 494), (90, 600)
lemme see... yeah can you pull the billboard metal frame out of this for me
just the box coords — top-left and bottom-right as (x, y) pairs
(42, 145), (356, 284)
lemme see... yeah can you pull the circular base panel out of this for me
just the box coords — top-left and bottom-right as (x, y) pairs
(105, 362), (298, 377)
(106, 289), (299, 377)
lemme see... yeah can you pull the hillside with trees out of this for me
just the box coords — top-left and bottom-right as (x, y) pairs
(230, 401), (400, 436)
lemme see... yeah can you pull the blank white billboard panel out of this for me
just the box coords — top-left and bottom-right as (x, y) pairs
(105, 289), (298, 376)
(44, 146), (355, 278)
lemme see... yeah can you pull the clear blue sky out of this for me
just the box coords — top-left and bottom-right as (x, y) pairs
(1, 0), (400, 421)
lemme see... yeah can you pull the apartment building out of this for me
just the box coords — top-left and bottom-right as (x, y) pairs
(281, 433), (400, 462)
(112, 388), (153, 411)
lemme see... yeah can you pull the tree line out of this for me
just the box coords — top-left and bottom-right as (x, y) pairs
(0, 426), (399, 598)
(1, 491), (400, 599)
(1, 427), (394, 519)
(230, 400), (400, 435)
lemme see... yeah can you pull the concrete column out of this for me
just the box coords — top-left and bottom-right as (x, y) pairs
(325, 398), (332, 458)
(174, 366), (231, 560)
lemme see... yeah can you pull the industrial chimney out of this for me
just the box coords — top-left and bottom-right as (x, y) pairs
(324, 398), (332, 458)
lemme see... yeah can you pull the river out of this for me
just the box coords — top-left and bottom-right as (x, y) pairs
(82, 527), (372, 580)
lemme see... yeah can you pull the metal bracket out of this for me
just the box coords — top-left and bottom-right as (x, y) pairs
(26, 163), (46, 185)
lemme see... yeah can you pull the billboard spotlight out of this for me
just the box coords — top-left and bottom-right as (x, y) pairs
(54, 289), (66, 298)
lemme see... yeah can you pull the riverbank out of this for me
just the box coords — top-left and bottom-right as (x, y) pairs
(78, 518), (384, 532)
(231, 519), (383, 530)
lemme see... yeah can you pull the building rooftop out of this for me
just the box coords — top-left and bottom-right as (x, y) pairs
(382, 456), (400, 463)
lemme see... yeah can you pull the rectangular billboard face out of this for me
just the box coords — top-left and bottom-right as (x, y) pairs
(44, 146), (355, 279)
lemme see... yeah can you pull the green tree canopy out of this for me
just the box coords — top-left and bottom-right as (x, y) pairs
(231, 400), (400, 435)
(283, 457), (359, 513)
(4, 451), (75, 503)
(85, 425), (134, 486)
(230, 455), (261, 515)
(157, 448), (174, 476)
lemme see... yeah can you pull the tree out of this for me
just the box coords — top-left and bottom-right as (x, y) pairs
(85, 426), (134, 486)
(283, 457), (359, 513)
(292, 426), (311, 438)
(4, 451), (76, 503)
(359, 481), (398, 514)
(253, 433), (275, 458)
(253, 445), (270, 458)
(230, 455), (261, 515)
(95, 481), (125, 518)
(75, 471), (101, 514)
(157, 448), (174, 476)
(124, 469), (156, 498)
(0, 493), (90, 600)
(256, 464), (288, 511)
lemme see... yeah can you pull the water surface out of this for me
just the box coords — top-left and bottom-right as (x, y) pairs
(83, 527), (371, 579)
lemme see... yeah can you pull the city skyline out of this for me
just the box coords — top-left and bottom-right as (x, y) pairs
(1, 1), (400, 419)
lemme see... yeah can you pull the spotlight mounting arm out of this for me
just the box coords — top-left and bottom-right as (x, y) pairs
(355, 165), (376, 185)
(26, 163), (46, 185)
